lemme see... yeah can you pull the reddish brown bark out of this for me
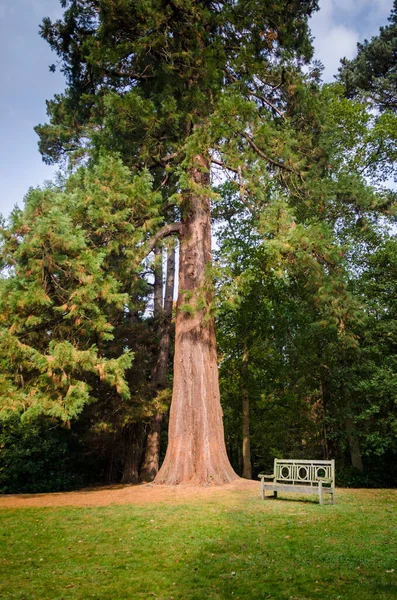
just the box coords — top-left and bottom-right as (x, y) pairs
(156, 155), (238, 485)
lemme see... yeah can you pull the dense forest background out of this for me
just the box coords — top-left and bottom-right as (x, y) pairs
(1, 0), (397, 492)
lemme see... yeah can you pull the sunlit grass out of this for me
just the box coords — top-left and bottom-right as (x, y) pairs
(1, 488), (396, 599)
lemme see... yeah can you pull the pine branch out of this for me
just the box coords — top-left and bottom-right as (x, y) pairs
(103, 67), (154, 81)
(210, 157), (239, 174)
(242, 132), (295, 174)
(224, 69), (285, 119)
(247, 88), (285, 120)
(17, 317), (64, 339)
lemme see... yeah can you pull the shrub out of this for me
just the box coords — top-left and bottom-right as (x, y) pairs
(0, 415), (91, 493)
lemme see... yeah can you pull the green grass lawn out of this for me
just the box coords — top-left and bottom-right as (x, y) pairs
(0, 487), (396, 600)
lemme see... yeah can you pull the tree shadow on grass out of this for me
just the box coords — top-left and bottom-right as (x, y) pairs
(148, 501), (396, 600)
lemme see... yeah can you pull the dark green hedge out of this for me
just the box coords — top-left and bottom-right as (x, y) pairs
(0, 415), (93, 494)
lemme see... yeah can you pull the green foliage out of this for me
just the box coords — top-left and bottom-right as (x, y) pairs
(0, 415), (91, 493)
(216, 192), (397, 482)
(316, 83), (397, 188)
(216, 203), (350, 475)
(214, 70), (397, 482)
(36, 0), (319, 166)
(0, 154), (169, 422)
(347, 238), (397, 461)
(336, 459), (397, 489)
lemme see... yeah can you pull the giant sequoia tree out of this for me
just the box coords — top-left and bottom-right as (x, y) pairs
(35, 0), (321, 484)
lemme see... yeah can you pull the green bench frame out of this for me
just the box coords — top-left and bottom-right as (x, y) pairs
(259, 459), (336, 505)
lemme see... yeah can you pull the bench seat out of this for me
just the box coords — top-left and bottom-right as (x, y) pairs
(259, 459), (336, 505)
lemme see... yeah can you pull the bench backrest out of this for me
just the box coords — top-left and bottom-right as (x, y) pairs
(274, 459), (335, 486)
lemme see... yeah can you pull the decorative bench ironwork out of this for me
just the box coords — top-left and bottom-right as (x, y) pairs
(258, 459), (336, 505)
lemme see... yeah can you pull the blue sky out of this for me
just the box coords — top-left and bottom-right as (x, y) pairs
(0, 0), (394, 217)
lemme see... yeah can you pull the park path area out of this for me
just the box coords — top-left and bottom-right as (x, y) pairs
(0, 480), (394, 510)
(0, 478), (261, 509)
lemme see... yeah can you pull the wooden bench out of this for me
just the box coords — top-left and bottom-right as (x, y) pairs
(259, 459), (336, 505)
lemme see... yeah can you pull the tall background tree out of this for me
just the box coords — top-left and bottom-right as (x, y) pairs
(214, 75), (397, 482)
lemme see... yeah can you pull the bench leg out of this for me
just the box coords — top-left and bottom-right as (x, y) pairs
(318, 481), (323, 505)
(261, 479), (264, 500)
(274, 491), (277, 499)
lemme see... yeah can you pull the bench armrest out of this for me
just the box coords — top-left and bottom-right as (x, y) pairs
(317, 478), (333, 484)
(258, 473), (275, 480)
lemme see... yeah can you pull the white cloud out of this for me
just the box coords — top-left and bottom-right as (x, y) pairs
(311, 0), (333, 28)
(332, 0), (391, 16)
(310, 1), (359, 80)
(360, 0), (393, 39)
(27, 0), (63, 20)
(332, 0), (368, 14)
(313, 24), (358, 80)
(309, 0), (393, 81)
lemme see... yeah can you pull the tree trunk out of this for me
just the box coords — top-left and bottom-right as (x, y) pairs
(319, 371), (331, 460)
(156, 154), (238, 485)
(153, 246), (163, 318)
(153, 244), (175, 388)
(241, 345), (252, 479)
(121, 422), (144, 484)
(237, 445), (243, 477)
(104, 446), (118, 484)
(345, 416), (364, 471)
(141, 413), (163, 482)
(141, 245), (176, 482)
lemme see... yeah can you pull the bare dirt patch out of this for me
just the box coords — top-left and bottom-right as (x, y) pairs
(0, 478), (260, 509)
(1, 481), (393, 509)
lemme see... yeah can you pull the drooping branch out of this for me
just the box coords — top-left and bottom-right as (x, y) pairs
(103, 63), (154, 81)
(103, 69), (154, 81)
(242, 132), (295, 174)
(210, 156), (260, 218)
(210, 157), (239, 174)
(143, 222), (182, 257)
(247, 88), (285, 120)
(17, 316), (64, 339)
(224, 69), (285, 120)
